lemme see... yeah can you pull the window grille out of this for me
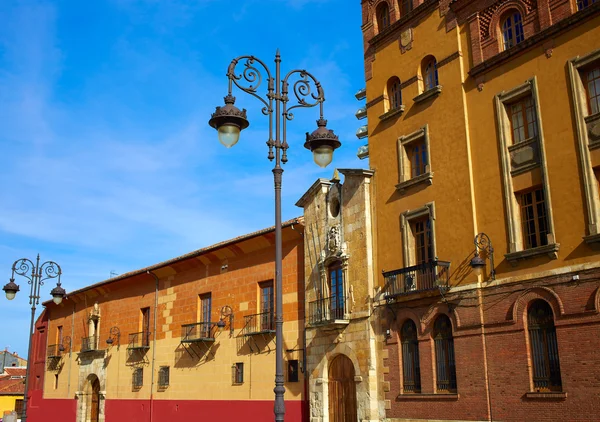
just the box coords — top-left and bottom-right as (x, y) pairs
(433, 315), (457, 393)
(132, 367), (143, 389)
(401, 319), (421, 393)
(158, 366), (170, 389)
(528, 300), (562, 391)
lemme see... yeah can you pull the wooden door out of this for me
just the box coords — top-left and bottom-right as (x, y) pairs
(90, 377), (100, 422)
(328, 355), (357, 422)
(141, 307), (150, 346)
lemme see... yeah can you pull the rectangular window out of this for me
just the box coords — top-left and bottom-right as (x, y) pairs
(408, 140), (428, 178)
(140, 307), (151, 347)
(288, 360), (300, 382)
(132, 368), (143, 389)
(578, 0), (598, 11)
(200, 293), (212, 338)
(328, 262), (344, 319)
(508, 96), (538, 144)
(57, 325), (63, 345)
(233, 362), (244, 384)
(158, 366), (170, 389)
(396, 126), (433, 192)
(412, 216), (433, 265)
(259, 282), (274, 331)
(518, 188), (549, 249)
(583, 65), (600, 115)
(15, 399), (24, 418)
(54, 374), (59, 390)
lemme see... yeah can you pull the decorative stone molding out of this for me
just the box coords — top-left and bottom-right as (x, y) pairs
(494, 77), (557, 257)
(396, 125), (433, 194)
(400, 202), (437, 268)
(568, 48), (600, 239)
(505, 243), (560, 264)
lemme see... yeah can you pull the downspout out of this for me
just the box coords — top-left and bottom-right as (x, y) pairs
(67, 303), (75, 397)
(147, 271), (159, 422)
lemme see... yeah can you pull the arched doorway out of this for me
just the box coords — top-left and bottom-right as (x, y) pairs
(86, 374), (100, 422)
(328, 354), (357, 422)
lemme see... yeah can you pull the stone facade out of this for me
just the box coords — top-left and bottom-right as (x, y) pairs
(297, 169), (382, 421)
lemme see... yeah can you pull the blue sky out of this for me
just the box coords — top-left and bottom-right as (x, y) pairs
(0, 0), (366, 357)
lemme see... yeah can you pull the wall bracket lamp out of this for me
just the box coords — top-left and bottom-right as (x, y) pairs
(106, 326), (121, 350)
(217, 305), (234, 335)
(470, 232), (496, 280)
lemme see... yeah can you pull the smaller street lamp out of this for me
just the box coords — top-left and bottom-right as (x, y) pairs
(3, 255), (66, 422)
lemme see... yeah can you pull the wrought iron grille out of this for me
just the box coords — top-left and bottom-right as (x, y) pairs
(81, 336), (97, 352)
(180, 322), (215, 342)
(232, 362), (244, 384)
(47, 344), (63, 358)
(132, 368), (143, 389)
(243, 311), (275, 335)
(158, 366), (170, 388)
(382, 260), (450, 298)
(128, 331), (151, 349)
(308, 295), (347, 325)
(434, 336), (457, 392)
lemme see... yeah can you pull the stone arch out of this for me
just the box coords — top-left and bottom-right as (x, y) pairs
(78, 373), (104, 422)
(511, 286), (564, 329)
(593, 286), (600, 313)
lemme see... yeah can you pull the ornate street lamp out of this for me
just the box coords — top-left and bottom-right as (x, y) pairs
(209, 50), (341, 421)
(470, 233), (496, 280)
(3, 255), (65, 422)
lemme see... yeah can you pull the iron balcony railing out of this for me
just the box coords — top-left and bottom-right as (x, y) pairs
(180, 322), (215, 342)
(308, 295), (347, 325)
(81, 336), (97, 353)
(47, 344), (64, 358)
(127, 331), (151, 350)
(243, 311), (275, 335)
(382, 260), (451, 299)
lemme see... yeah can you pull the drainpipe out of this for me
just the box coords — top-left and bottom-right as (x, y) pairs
(147, 271), (159, 422)
(67, 303), (75, 397)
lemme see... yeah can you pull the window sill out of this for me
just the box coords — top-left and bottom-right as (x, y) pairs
(379, 106), (405, 121)
(395, 172), (433, 194)
(583, 233), (600, 245)
(413, 85), (442, 104)
(397, 393), (459, 401)
(505, 243), (560, 264)
(524, 391), (567, 400)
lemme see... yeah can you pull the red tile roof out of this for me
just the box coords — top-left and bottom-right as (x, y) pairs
(0, 377), (25, 395)
(4, 368), (26, 377)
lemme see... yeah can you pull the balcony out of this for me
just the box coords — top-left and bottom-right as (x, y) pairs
(81, 336), (97, 353)
(382, 260), (451, 301)
(47, 344), (64, 359)
(309, 296), (349, 328)
(127, 331), (151, 350)
(180, 322), (215, 343)
(243, 311), (275, 336)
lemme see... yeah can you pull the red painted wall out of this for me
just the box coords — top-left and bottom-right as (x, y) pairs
(27, 397), (306, 422)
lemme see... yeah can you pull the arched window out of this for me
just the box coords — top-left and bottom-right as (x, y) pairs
(577, 0), (598, 11)
(328, 261), (344, 320)
(387, 77), (402, 111)
(528, 300), (562, 391)
(422, 56), (438, 91)
(401, 319), (421, 393)
(501, 11), (524, 51)
(433, 315), (457, 392)
(376, 2), (390, 32)
(399, 0), (413, 16)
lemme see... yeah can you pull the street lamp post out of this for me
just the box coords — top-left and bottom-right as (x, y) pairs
(3, 255), (66, 422)
(209, 50), (341, 421)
